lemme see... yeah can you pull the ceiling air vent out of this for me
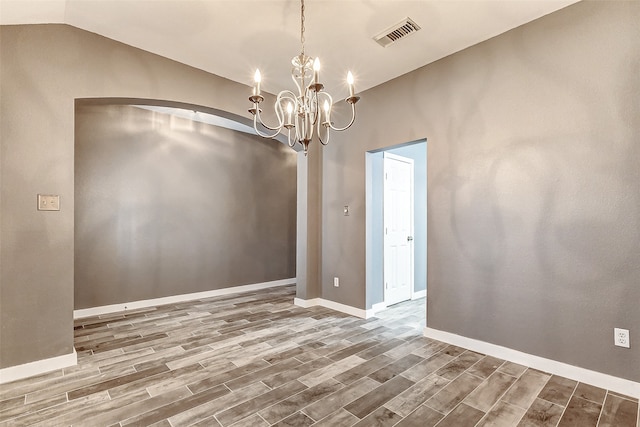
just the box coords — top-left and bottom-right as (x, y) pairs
(374, 17), (421, 48)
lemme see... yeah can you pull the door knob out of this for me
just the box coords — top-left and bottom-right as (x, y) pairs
(407, 236), (414, 241)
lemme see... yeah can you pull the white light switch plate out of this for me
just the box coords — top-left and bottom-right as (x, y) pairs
(38, 194), (60, 211)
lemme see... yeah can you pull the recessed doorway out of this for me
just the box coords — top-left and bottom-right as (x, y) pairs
(366, 139), (427, 318)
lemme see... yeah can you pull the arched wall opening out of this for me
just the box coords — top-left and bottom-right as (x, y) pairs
(74, 98), (297, 311)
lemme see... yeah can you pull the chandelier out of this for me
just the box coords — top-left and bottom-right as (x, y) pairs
(248, 0), (360, 155)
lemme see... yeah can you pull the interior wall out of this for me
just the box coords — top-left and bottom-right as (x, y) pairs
(322, 1), (640, 382)
(368, 142), (427, 307)
(0, 24), (275, 369)
(74, 104), (296, 309)
(297, 142), (323, 301)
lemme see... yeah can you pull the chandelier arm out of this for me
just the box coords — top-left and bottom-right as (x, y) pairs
(318, 120), (330, 146)
(299, 109), (307, 144)
(304, 106), (315, 142)
(317, 91), (333, 114)
(287, 128), (297, 148)
(253, 90), (297, 135)
(319, 133), (330, 146)
(278, 90), (299, 122)
(254, 103), (284, 132)
(278, 91), (299, 109)
(327, 102), (358, 132)
(314, 91), (330, 146)
(310, 89), (320, 127)
(253, 114), (283, 138)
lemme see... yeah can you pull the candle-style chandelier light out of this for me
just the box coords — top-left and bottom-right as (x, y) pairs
(248, 0), (360, 155)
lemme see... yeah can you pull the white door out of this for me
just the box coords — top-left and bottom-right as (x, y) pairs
(384, 152), (414, 306)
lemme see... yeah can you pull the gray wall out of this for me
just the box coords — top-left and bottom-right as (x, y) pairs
(297, 142), (323, 301)
(320, 1), (640, 381)
(368, 142), (427, 307)
(0, 24), (277, 369)
(75, 104), (295, 309)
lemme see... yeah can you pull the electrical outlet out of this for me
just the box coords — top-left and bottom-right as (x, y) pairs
(334, 277), (339, 287)
(614, 328), (630, 348)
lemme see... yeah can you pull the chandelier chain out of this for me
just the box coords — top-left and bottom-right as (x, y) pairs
(300, 0), (305, 55)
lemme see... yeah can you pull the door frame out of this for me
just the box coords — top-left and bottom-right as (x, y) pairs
(365, 138), (426, 318)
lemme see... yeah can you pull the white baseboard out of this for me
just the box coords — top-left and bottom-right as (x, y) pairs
(0, 349), (77, 384)
(294, 297), (373, 319)
(74, 278), (296, 319)
(371, 301), (387, 315)
(412, 289), (427, 299)
(331, 297), (419, 319)
(369, 295), (423, 316)
(424, 327), (640, 399)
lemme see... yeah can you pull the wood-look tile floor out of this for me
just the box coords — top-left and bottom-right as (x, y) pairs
(1, 285), (638, 426)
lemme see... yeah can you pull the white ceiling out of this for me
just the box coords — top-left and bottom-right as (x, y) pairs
(1, 0), (579, 96)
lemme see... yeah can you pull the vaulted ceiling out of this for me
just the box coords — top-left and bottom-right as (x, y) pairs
(1, 0), (579, 95)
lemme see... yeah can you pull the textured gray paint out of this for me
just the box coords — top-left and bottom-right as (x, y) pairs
(296, 141), (323, 301)
(296, 153), (309, 300)
(74, 104), (295, 309)
(0, 24), (277, 369)
(321, 1), (640, 381)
